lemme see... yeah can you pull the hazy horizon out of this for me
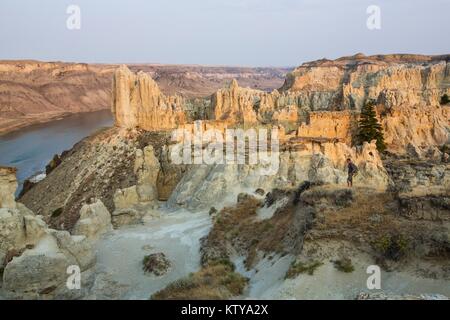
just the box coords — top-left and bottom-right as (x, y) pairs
(1, 0), (449, 67)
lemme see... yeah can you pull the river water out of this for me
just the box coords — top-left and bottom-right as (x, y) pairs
(0, 110), (113, 194)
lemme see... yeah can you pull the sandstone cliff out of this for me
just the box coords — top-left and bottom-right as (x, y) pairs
(207, 54), (450, 154)
(280, 54), (450, 110)
(112, 65), (187, 130)
(0, 61), (288, 135)
(0, 61), (114, 134)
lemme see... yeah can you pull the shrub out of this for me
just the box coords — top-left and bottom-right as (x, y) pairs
(333, 257), (355, 273)
(151, 261), (248, 300)
(372, 233), (409, 261)
(51, 207), (63, 218)
(142, 253), (171, 276)
(440, 94), (450, 105)
(285, 260), (323, 278)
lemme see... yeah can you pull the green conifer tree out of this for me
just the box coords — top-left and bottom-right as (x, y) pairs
(440, 94), (449, 105)
(356, 99), (386, 152)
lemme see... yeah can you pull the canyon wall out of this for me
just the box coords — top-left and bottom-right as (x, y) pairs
(280, 53), (450, 110)
(0, 61), (288, 135)
(167, 140), (389, 210)
(112, 54), (449, 155)
(0, 61), (114, 134)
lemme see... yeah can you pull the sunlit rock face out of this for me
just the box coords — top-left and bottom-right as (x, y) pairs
(112, 65), (187, 130)
(280, 54), (450, 154)
(280, 54), (450, 110)
(0, 167), (17, 209)
(112, 54), (450, 156)
(0, 169), (96, 299)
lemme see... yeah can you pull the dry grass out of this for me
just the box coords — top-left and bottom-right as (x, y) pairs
(308, 186), (449, 267)
(314, 188), (399, 238)
(285, 260), (323, 278)
(151, 261), (248, 300)
(202, 193), (301, 269)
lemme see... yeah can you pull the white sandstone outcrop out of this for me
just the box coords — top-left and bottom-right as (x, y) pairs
(112, 145), (161, 227)
(167, 140), (389, 210)
(0, 167), (96, 299)
(134, 145), (160, 203)
(0, 167), (18, 209)
(72, 199), (112, 241)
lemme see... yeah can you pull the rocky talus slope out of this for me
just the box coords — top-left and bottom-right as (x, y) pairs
(2, 53), (449, 299)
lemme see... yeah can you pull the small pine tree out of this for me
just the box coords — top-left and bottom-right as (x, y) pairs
(356, 99), (386, 152)
(440, 94), (449, 105)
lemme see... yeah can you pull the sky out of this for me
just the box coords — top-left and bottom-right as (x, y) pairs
(0, 0), (449, 67)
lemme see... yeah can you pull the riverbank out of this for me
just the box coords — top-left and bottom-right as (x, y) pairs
(0, 109), (113, 196)
(0, 108), (110, 136)
(0, 60), (290, 137)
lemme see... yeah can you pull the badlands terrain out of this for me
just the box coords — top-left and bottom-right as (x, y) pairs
(0, 60), (289, 135)
(0, 53), (449, 300)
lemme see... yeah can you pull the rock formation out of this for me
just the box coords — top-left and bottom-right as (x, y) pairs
(0, 167), (96, 299)
(0, 61), (114, 135)
(210, 80), (300, 125)
(296, 111), (358, 145)
(112, 65), (187, 130)
(0, 167), (17, 209)
(167, 140), (388, 210)
(0, 60), (288, 135)
(112, 144), (161, 227)
(280, 54), (450, 110)
(281, 54), (450, 154)
(72, 199), (112, 241)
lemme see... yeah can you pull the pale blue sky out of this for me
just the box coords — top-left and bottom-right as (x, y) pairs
(0, 0), (448, 66)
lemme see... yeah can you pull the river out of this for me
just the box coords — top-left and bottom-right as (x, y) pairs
(0, 110), (113, 194)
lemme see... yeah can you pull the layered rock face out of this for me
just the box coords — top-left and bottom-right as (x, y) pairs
(209, 54), (450, 154)
(168, 140), (388, 210)
(211, 80), (301, 125)
(112, 65), (187, 130)
(381, 105), (449, 155)
(280, 54), (450, 110)
(111, 54), (449, 155)
(0, 61), (114, 134)
(281, 54), (450, 154)
(112, 144), (161, 227)
(0, 167), (17, 209)
(0, 168), (96, 299)
(0, 60), (288, 135)
(296, 111), (358, 145)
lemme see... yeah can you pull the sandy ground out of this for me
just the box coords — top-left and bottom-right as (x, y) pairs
(91, 209), (211, 299)
(2, 206), (448, 300)
(238, 247), (450, 300)
(91, 206), (449, 300)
